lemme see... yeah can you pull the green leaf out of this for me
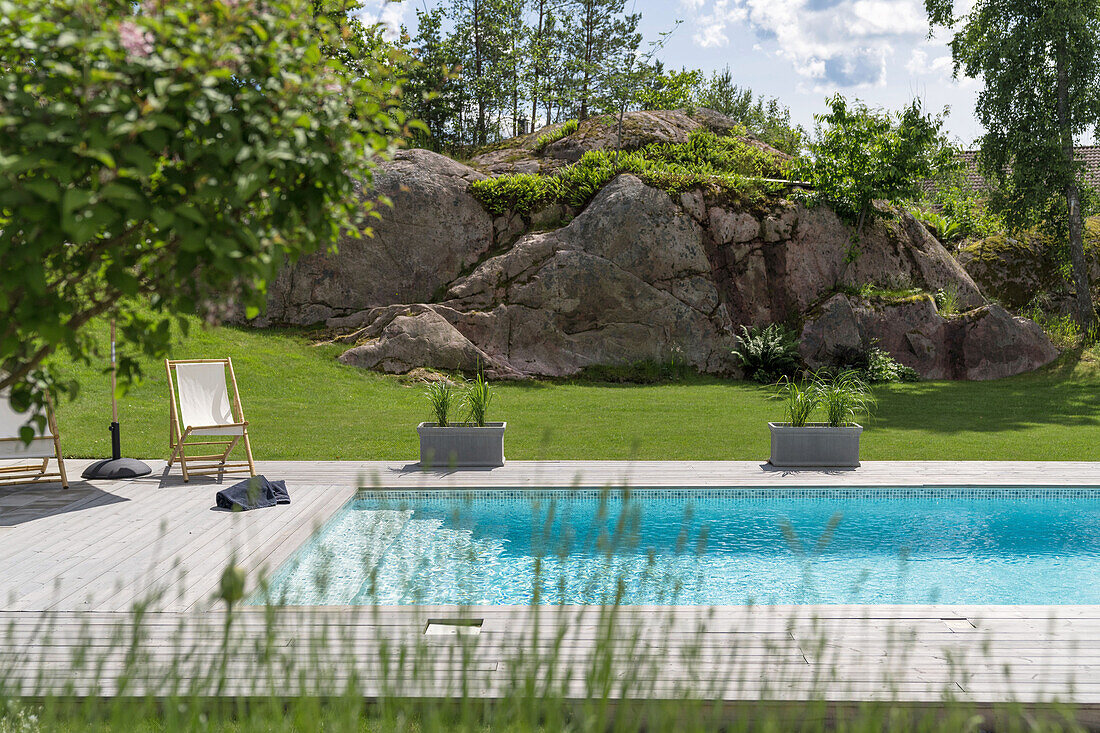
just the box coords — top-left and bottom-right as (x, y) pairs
(23, 179), (60, 202)
(173, 204), (206, 225)
(61, 187), (93, 217)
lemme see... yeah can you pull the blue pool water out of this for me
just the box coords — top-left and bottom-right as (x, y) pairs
(259, 488), (1100, 606)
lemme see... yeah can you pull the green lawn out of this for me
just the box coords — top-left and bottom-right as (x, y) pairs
(48, 316), (1100, 462)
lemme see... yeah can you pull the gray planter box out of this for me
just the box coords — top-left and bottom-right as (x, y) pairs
(417, 422), (506, 468)
(768, 422), (863, 468)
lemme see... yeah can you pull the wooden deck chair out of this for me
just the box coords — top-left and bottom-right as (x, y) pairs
(0, 389), (69, 489)
(166, 358), (256, 482)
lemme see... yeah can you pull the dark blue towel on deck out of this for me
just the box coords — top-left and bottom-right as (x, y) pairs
(215, 475), (290, 511)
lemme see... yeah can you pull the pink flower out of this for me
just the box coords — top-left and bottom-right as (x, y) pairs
(324, 81), (342, 94)
(119, 20), (154, 60)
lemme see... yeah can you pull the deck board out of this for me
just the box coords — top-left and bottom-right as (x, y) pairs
(2, 459), (1100, 705)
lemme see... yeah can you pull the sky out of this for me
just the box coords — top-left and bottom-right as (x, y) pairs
(363, 0), (986, 147)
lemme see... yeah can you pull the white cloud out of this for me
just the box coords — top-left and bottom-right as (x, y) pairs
(691, 0), (748, 49)
(905, 48), (928, 74)
(686, 0), (931, 89)
(357, 0), (406, 41)
(906, 48), (955, 77)
(930, 54), (954, 75)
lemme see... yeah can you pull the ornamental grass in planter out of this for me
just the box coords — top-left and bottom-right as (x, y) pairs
(768, 370), (874, 468)
(417, 371), (506, 468)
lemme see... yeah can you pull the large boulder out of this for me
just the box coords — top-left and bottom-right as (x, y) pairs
(340, 175), (734, 377)
(248, 125), (1060, 382)
(335, 305), (522, 379)
(687, 198), (985, 327)
(956, 219), (1100, 310)
(800, 294), (1058, 380)
(317, 171), (1053, 380)
(260, 149), (493, 325)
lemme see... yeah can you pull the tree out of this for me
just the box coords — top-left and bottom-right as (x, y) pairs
(500, 0), (529, 137)
(450, 0), (513, 145)
(566, 0), (640, 120)
(799, 95), (955, 237)
(600, 27), (682, 150)
(632, 63), (700, 113)
(693, 68), (806, 155)
(527, 0), (556, 129)
(0, 0), (407, 422)
(926, 0), (1100, 327)
(401, 8), (463, 151)
(540, 10), (574, 124)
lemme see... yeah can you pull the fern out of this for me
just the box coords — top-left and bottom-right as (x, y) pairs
(731, 324), (802, 383)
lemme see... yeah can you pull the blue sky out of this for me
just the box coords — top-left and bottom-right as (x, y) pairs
(365, 0), (985, 146)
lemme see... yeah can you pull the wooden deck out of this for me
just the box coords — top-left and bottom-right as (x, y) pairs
(2, 459), (1100, 707)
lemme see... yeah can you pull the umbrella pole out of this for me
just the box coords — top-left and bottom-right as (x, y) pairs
(81, 318), (152, 480)
(110, 320), (121, 461)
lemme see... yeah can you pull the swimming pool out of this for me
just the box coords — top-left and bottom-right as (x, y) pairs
(260, 487), (1100, 606)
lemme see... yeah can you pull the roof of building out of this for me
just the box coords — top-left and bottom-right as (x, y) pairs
(957, 146), (1100, 190)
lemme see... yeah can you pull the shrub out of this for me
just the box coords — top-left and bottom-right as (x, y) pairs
(470, 129), (790, 218)
(576, 354), (694, 384)
(640, 129), (790, 180)
(922, 168), (1004, 240)
(797, 95), (956, 235)
(934, 285), (961, 315)
(827, 344), (920, 384)
(866, 348), (920, 383)
(469, 173), (560, 216)
(908, 206), (964, 243)
(732, 324), (802, 383)
(1020, 302), (1096, 349)
(0, 0), (408, 414)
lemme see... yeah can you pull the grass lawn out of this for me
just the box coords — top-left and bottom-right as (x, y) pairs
(47, 316), (1100, 462)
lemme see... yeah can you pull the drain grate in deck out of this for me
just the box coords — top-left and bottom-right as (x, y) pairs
(425, 618), (484, 636)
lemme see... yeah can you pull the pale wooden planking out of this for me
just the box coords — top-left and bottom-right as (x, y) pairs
(4, 459), (1100, 706)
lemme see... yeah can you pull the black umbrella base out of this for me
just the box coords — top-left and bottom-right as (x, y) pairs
(81, 457), (153, 480)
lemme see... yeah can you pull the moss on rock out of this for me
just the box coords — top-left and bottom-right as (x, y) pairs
(957, 218), (1100, 308)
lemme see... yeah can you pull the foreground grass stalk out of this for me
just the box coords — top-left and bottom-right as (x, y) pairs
(0, 487), (1093, 731)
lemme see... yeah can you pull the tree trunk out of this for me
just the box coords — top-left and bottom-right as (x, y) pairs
(473, 0), (485, 146)
(579, 0), (593, 120)
(531, 1), (543, 129)
(1057, 48), (1093, 329)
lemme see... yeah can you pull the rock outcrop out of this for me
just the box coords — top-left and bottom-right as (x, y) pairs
(305, 170), (1041, 380)
(260, 149), (492, 325)
(800, 294), (1058, 380)
(251, 108), (1059, 381)
(333, 175), (731, 377)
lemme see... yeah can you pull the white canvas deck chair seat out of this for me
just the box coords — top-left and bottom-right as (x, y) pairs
(0, 389), (68, 489)
(166, 359), (256, 482)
